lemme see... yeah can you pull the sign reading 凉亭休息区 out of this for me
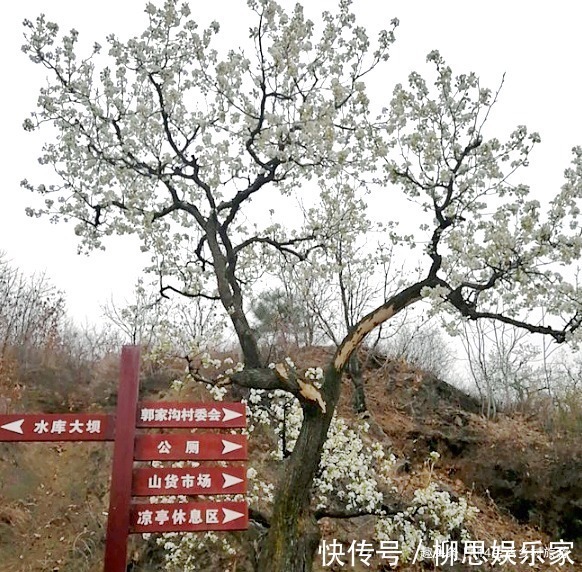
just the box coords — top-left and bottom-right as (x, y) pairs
(130, 500), (248, 533)
(132, 465), (247, 496)
(133, 433), (247, 461)
(136, 401), (246, 428)
(0, 413), (115, 441)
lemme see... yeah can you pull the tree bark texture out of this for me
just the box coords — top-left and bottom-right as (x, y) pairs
(348, 352), (367, 413)
(257, 367), (342, 572)
(206, 216), (264, 369)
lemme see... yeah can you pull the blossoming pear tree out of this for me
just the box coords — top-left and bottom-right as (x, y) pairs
(21, 0), (582, 570)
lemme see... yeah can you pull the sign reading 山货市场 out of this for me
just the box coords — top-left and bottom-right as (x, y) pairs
(132, 465), (247, 495)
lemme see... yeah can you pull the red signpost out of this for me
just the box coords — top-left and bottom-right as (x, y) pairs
(0, 345), (249, 571)
(132, 466), (247, 496)
(137, 401), (246, 428)
(104, 345), (142, 572)
(130, 500), (249, 533)
(134, 433), (248, 461)
(0, 413), (114, 441)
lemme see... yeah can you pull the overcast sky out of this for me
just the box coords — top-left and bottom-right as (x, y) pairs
(1, 1), (581, 325)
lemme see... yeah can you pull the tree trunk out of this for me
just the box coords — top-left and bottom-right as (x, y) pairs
(256, 280), (431, 570)
(348, 352), (367, 413)
(205, 217), (263, 368)
(229, 306), (263, 368)
(257, 367), (342, 572)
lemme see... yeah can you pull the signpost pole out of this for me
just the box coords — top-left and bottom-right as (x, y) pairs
(104, 345), (141, 572)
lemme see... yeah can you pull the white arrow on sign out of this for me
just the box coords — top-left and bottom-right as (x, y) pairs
(221, 439), (243, 455)
(1, 419), (25, 434)
(222, 473), (244, 489)
(222, 408), (243, 422)
(222, 507), (245, 524)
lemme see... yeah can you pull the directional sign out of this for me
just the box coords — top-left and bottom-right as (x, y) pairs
(0, 413), (115, 442)
(130, 501), (248, 533)
(134, 433), (247, 461)
(132, 466), (247, 496)
(136, 402), (246, 428)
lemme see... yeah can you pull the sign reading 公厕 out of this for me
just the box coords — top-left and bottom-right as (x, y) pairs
(134, 433), (247, 461)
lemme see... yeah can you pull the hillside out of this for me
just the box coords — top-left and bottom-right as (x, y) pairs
(0, 347), (580, 571)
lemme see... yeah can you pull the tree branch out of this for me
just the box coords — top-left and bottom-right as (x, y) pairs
(233, 234), (322, 259)
(314, 502), (399, 521)
(446, 284), (573, 343)
(230, 367), (300, 394)
(334, 278), (436, 371)
(159, 284), (220, 301)
(217, 160), (282, 231)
